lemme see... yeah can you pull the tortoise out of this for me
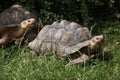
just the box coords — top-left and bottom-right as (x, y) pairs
(0, 18), (35, 45)
(28, 20), (104, 66)
(0, 4), (40, 45)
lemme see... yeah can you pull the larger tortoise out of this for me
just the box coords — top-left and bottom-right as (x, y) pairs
(0, 4), (40, 45)
(28, 20), (104, 66)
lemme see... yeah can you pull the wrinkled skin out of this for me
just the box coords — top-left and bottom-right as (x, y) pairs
(0, 18), (35, 45)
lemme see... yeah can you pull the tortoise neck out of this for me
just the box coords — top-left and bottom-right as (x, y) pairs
(89, 40), (96, 49)
(14, 26), (27, 37)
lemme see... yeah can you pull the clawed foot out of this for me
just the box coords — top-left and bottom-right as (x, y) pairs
(0, 36), (8, 46)
(66, 54), (89, 66)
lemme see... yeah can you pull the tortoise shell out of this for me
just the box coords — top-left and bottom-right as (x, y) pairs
(0, 4), (39, 29)
(28, 20), (92, 56)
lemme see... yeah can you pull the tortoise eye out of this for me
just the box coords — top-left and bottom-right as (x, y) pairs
(28, 20), (31, 22)
(96, 38), (99, 40)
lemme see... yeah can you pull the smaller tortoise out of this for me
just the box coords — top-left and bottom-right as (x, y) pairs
(0, 18), (35, 45)
(0, 4), (40, 45)
(28, 20), (104, 66)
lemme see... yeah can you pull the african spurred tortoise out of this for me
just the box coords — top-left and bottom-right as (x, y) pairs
(0, 4), (40, 45)
(28, 20), (104, 66)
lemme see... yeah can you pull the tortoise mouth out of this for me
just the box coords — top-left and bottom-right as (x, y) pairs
(31, 21), (36, 26)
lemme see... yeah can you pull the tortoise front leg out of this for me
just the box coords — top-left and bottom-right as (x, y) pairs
(0, 35), (8, 45)
(66, 54), (89, 66)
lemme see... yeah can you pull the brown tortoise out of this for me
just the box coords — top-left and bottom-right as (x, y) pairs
(0, 4), (40, 45)
(28, 20), (105, 66)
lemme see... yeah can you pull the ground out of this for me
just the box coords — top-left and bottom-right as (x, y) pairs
(0, 21), (120, 80)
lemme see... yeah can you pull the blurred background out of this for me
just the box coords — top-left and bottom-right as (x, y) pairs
(0, 0), (120, 26)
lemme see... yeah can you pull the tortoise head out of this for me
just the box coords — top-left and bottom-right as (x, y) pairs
(20, 18), (35, 29)
(90, 35), (104, 49)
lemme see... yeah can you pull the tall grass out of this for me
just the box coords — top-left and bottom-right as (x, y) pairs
(0, 22), (120, 80)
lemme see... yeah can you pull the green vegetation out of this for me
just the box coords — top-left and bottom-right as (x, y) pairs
(0, 0), (120, 80)
(0, 0), (120, 25)
(0, 22), (120, 80)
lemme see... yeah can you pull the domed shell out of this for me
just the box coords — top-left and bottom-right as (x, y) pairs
(28, 20), (91, 56)
(0, 4), (39, 29)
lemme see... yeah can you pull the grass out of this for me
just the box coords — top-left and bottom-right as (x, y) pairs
(0, 21), (120, 80)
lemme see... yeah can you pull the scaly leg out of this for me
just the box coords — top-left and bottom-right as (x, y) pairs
(66, 54), (89, 66)
(0, 35), (8, 45)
